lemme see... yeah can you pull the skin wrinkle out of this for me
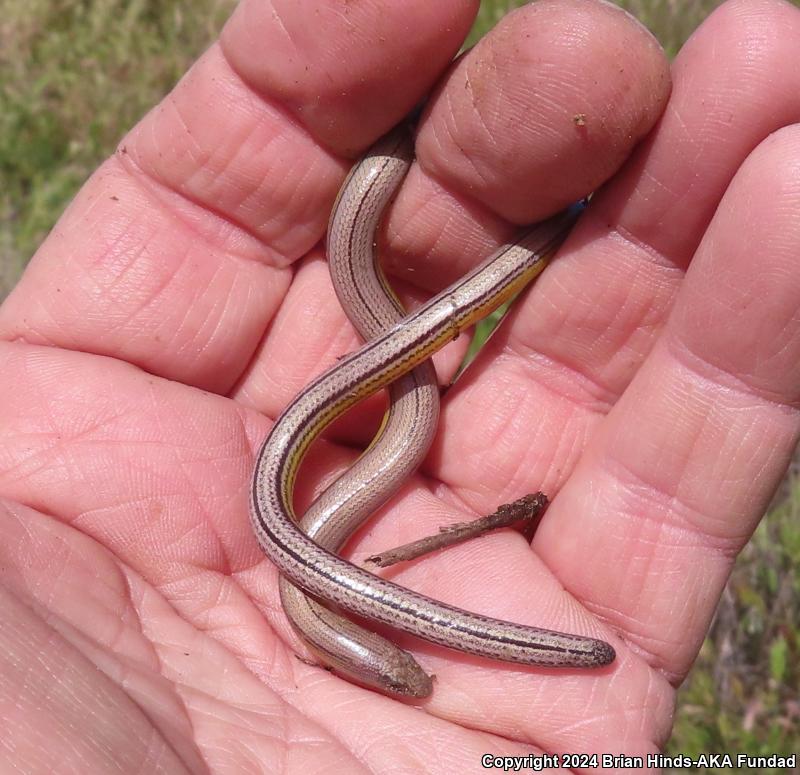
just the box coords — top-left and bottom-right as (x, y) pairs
(504, 229), (675, 406)
(169, 504), (224, 573)
(266, 1), (300, 54)
(116, 150), (290, 272)
(553, 267), (671, 383)
(185, 272), (233, 360)
(491, 441), (540, 506)
(423, 471), (489, 534)
(241, 138), (308, 235)
(706, 412), (780, 499)
(195, 273), (241, 361)
(461, 373), (527, 464)
(75, 205), (158, 300)
(250, 259), (355, 408)
(15, 299), (62, 348)
(666, 323), (800, 411)
(129, 52), (341, 268)
(463, 43), (503, 154)
(221, 274), (259, 358)
(392, 179), (447, 272)
(78, 168), (141, 237)
(1, 445), (50, 498)
(396, 168), (518, 301)
(619, 379), (711, 507)
(468, 98), (497, 162)
(636, 672), (674, 742)
(193, 574), (233, 629)
(448, 721), (551, 762)
(435, 88), (492, 190)
(600, 451), (753, 556)
(385, 170), (514, 292)
(272, 154), (332, 237)
(549, 709), (618, 741)
(510, 339), (620, 413)
(131, 412), (215, 565)
(161, 94), (208, 173)
(599, 600), (675, 660)
(625, 528), (693, 613)
(435, 188), (497, 252)
(10, 601), (179, 771)
(328, 2), (359, 32)
(482, 416), (532, 497)
(96, 240), (163, 313)
(205, 116), (282, 215)
(547, 407), (590, 487)
(608, 220), (682, 276)
(126, 246), (199, 348)
(652, 106), (717, 214)
(638, 595), (712, 679)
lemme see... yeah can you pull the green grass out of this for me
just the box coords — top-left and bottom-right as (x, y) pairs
(0, 0), (236, 288)
(1, 0), (798, 761)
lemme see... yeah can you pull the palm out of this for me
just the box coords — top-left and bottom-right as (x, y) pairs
(4, 1), (800, 771)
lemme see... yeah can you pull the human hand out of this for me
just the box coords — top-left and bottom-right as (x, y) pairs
(2, 0), (798, 771)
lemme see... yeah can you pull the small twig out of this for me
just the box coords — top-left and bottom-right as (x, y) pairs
(365, 492), (549, 568)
